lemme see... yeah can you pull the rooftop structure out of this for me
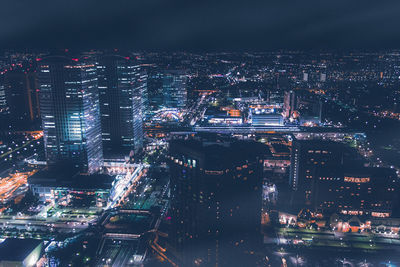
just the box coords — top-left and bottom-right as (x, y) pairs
(0, 238), (43, 267)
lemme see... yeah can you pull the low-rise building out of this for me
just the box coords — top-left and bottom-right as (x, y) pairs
(0, 238), (43, 267)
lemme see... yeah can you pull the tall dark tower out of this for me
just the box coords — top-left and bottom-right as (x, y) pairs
(147, 67), (163, 110)
(38, 56), (103, 174)
(168, 136), (266, 266)
(3, 65), (40, 128)
(97, 55), (145, 159)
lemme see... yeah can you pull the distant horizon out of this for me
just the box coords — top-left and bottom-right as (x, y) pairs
(2, 0), (400, 50)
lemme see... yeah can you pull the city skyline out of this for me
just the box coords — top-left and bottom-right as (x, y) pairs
(0, 50), (399, 266)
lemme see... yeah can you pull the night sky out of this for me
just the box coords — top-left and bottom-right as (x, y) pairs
(2, 0), (400, 50)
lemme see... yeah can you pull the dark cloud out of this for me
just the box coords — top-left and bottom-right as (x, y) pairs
(1, 0), (400, 49)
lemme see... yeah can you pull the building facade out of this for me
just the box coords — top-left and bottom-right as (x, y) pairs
(38, 56), (103, 174)
(168, 136), (266, 266)
(147, 70), (163, 110)
(311, 167), (398, 217)
(2, 65), (40, 128)
(97, 55), (145, 159)
(162, 70), (187, 109)
(283, 90), (297, 118)
(289, 139), (397, 217)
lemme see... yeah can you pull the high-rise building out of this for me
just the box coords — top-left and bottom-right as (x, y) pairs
(168, 136), (266, 266)
(309, 167), (398, 217)
(290, 140), (349, 191)
(162, 70), (187, 109)
(38, 56), (103, 174)
(3, 65), (40, 127)
(0, 71), (7, 114)
(147, 69), (163, 110)
(283, 90), (297, 118)
(97, 55), (144, 159)
(290, 139), (366, 209)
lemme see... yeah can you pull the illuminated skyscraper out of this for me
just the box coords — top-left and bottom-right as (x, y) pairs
(162, 70), (187, 109)
(38, 56), (103, 174)
(97, 55), (144, 159)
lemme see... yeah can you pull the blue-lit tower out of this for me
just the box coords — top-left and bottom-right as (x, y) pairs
(38, 56), (103, 174)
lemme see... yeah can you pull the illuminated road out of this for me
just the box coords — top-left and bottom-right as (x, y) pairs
(107, 164), (147, 209)
(183, 94), (210, 126)
(0, 170), (37, 203)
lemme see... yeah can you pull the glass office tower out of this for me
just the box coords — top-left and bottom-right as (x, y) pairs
(97, 55), (144, 159)
(162, 70), (187, 109)
(38, 56), (103, 174)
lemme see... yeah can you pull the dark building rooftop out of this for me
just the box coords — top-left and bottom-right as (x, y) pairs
(169, 136), (270, 169)
(0, 238), (42, 261)
(28, 166), (114, 190)
(270, 143), (290, 155)
(103, 213), (154, 235)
